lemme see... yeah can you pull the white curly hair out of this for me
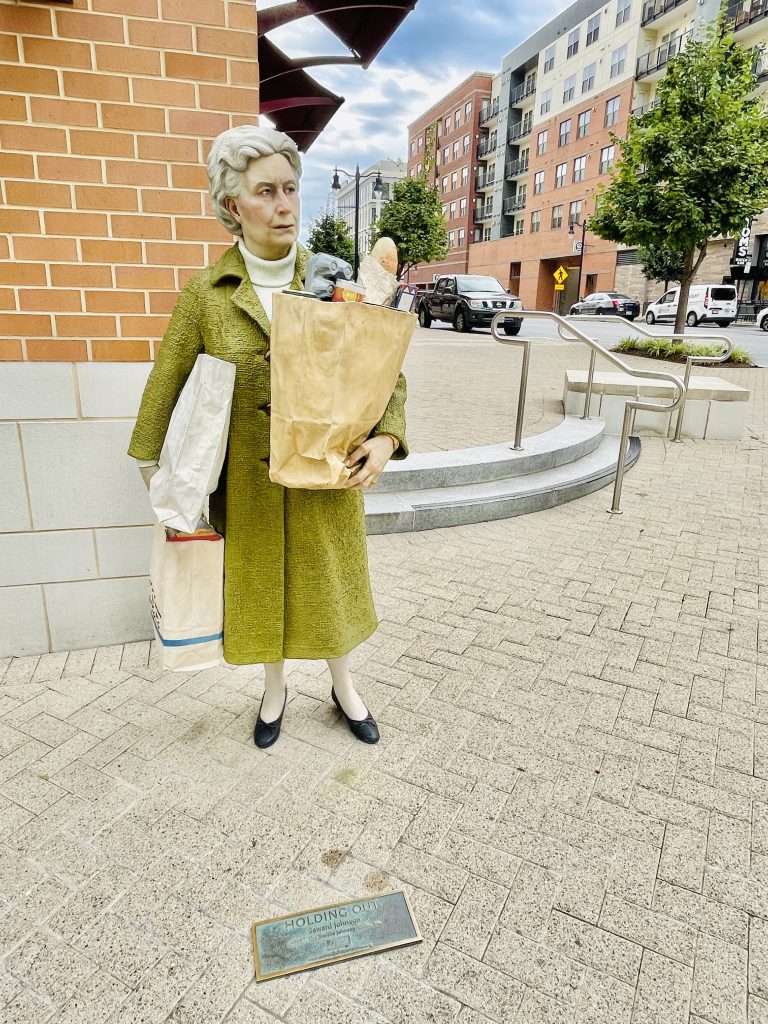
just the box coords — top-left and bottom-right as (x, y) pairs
(206, 125), (302, 236)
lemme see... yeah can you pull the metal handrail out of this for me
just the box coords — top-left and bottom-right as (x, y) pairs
(491, 310), (686, 515)
(562, 315), (733, 442)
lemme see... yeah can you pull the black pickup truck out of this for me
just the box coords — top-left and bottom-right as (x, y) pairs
(416, 274), (523, 335)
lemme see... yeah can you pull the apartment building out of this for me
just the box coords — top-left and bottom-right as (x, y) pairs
(406, 73), (493, 284)
(332, 158), (405, 262)
(406, 0), (768, 311)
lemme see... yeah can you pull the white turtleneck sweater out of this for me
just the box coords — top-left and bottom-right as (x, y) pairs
(237, 238), (297, 321)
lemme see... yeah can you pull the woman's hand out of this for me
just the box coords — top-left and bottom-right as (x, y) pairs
(343, 435), (396, 489)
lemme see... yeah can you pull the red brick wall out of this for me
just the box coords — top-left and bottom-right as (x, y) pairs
(0, 0), (259, 361)
(407, 73), (492, 287)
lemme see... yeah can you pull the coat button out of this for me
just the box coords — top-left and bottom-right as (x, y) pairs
(264, 403), (271, 415)
(264, 349), (270, 362)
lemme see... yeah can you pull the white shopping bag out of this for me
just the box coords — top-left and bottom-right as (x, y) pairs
(149, 523), (224, 671)
(150, 354), (236, 534)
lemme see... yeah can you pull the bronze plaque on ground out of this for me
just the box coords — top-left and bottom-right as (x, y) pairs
(251, 891), (422, 982)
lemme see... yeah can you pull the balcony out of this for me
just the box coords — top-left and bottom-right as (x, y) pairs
(503, 195), (527, 214)
(475, 172), (496, 191)
(479, 98), (500, 125)
(505, 158), (529, 178)
(641, 0), (692, 27)
(630, 99), (660, 118)
(477, 138), (498, 158)
(509, 77), (536, 105)
(473, 206), (494, 223)
(507, 120), (532, 143)
(636, 30), (692, 79)
(725, 0), (768, 37)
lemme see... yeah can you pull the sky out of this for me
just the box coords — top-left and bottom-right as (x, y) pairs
(261, 0), (564, 239)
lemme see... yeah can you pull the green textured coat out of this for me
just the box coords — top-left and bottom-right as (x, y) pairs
(128, 243), (408, 665)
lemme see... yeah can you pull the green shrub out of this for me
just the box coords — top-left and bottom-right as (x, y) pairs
(614, 337), (754, 365)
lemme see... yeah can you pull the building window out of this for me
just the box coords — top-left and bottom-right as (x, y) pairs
(449, 201), (457, 219)
(451, 171), (458, 189)
(573, 155), (587, 182)
(461, 165), (469, 185)
(449, 229), (456, 247)
(563, 75), (576, 103)
(559, 118), (571, 146)
(582, 63), (596, 93)
(484, 226), (492, 241)
(537, 130), (548, 155)
(459, 227), (466, 245)
(577, 110), (591, 138)
(514, 218), (525, 236)
(410, 140), (415, 155)
(465, 100), (472, 118)
(543, 44), (555, 73)
(540, 88), (552, 115)
(475, 229), (482, 242)
(442, 204), (447, 218)
(605, 95), (620, 126)
(463, 133), (470, 154)
(455, 109), (461, 128)
(530, 209), (541, 233)
(551, 204), (563, 229)
(555, 162), (567, 188)
(611, 45), (626, 78)
(586, 14), (600, 45)
(569, 199), (582, 225)
(443, 146), (450, 163)
(600, 145), (616, 173)
(460, 196), (467, 215)
(616, 0), (631, 26)
(442, 175), (448, 192)
(418, 136), (423, 150)
(533, 170), (545, 194)
(567, 28), (579, 59)
(444, 116), (451, 134)
(453, 141), (460, 159)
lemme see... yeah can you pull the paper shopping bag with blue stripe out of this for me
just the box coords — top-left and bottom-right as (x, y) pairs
(149, 523), (224, 671)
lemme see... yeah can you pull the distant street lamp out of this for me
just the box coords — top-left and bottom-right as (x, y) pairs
(568, 218), (588, 301)
(331, 164), (383, 277)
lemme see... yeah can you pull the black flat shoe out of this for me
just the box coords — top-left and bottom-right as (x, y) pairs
(254, 691), (287, 749)
(331, 688), (380, 744)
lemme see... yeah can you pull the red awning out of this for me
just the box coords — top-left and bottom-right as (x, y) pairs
(257, 35), (344, 152)
(258, 0), (418, 69)
(258, 1), (419, 149)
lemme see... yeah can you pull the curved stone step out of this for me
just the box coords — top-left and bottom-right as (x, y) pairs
(377, 415), (605, 491)
(365, 436), (641, 534)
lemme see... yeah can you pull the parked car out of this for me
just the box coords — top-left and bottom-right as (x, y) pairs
(417, 274), (523, 334)
(569, 292), (640, 320)
(645, 284), (738, 327)
(757, 306), (768, 332)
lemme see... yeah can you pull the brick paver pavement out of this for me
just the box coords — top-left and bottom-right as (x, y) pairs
(0, 330), (766, 1023)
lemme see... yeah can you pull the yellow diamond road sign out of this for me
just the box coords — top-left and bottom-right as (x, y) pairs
(553, 266), (568, 285)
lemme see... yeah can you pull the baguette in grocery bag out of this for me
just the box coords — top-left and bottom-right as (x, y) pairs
(268, 291), (415, 489)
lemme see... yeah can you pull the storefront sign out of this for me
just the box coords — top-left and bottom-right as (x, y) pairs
(731, 218), (753, 269)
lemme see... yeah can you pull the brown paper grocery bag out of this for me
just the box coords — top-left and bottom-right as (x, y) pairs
(269, 292), (416, 489)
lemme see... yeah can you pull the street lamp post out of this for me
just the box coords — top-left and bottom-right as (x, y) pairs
(331, 164), (383, 278)
(568, 218), (588, 302)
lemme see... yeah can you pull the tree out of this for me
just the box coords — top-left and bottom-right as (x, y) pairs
(637, 243), (685, 291)
(589, 26), (768, 333)
(307, 214), (355, 265)
(370, 177), (448, 280)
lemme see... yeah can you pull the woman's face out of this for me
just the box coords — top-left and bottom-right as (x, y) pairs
(226, 153), (300, 260)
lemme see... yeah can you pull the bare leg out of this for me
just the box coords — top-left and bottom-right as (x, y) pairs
(327, 653), (368, 720)
(260, 660), (286, 723)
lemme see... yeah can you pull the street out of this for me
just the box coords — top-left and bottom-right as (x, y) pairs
(417, 317), (768, 366)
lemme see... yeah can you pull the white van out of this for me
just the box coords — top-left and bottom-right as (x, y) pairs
(645, 284), (738, 328)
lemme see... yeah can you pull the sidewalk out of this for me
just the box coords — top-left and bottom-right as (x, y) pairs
(0, 334), (766, 1023)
